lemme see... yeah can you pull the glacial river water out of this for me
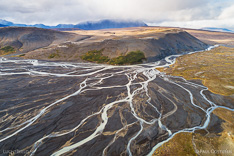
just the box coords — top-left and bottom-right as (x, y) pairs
(0, 45), (233, 156)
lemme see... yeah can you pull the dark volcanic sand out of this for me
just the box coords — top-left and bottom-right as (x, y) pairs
(0, 53), (233, 156)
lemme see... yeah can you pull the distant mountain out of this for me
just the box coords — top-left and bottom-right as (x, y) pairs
(55, 24), (76, 28)
(0, 20), (48, 28)
(0, 19), (148, 30)
(202, 27), (233, 33)
(74, 19), (148, 30)
(30, 24), (51, 29)
(0, 24), (8, 27)
(0, 19), (13, 26)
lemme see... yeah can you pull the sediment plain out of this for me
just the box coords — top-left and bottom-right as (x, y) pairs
(0, 27), (233, 156)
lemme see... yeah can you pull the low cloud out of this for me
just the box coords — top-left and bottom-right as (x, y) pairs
(218, 4), (234, 20)
(150, 18), (234, 31)
(0, 0), (233, 29)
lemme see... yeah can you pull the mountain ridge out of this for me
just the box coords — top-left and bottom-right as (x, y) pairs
(0, 19), (148, 30)
(201, 27), (233, 33)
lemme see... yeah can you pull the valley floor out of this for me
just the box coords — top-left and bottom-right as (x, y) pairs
(0, 46), (233, 156)
(155, 46), (234, 155)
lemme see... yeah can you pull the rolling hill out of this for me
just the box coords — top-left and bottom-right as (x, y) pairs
(0, 27), (209, 62)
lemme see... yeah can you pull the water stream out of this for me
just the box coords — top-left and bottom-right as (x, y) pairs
(0, 45), (233, 156)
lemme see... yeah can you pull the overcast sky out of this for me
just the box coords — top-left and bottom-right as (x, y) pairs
(0, 0), (234, 30)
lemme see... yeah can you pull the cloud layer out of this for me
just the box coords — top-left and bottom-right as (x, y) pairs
(0, 0), (233, 29)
